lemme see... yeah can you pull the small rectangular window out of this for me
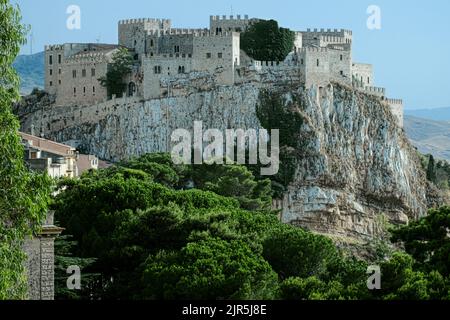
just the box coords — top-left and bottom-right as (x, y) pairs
(58, 54), (62, 64)
(73, 70), (77, 78)
(82, 69), (86, 77)
(58, 68), (61, 74)
(49, 69), (53, 75)
(59, 80), (61, 85)
(49, 81), (53, 86)
(317, 59), (320, 67)
(206, 53), (211, 59)
(301, 59), (304, 65)
(340, 54), (343, 61)
(93, 86), (96, 93)
(91, 68), (96, 77)
(218, 52), (223, 59)
(49, 55), (53, 65)
(73, 87), (76, 94)
(368, 77), (370, 84)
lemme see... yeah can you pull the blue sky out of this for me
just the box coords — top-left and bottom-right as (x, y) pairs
(14, 0), (450, 109)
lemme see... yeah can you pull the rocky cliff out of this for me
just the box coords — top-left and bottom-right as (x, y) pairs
(16, 82), (439, 243)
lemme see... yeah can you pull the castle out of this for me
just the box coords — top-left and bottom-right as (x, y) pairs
(44, 14), (404, 127)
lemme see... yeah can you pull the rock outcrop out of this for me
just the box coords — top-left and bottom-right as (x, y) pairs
(16, 81), (438, 242)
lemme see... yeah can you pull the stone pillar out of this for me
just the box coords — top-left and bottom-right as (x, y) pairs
(24, 211), (64, 300)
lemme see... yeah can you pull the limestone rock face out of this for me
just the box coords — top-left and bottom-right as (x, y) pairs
(17, 82), (435, 242)
(280, 83), (428, 241)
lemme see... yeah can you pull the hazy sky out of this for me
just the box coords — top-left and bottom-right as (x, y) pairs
(14, 0), (450, 109)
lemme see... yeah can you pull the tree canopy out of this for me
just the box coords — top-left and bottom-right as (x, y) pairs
(0, 0), (51, 299)
(241, 19), (295, 62)
(99, 47), (133, 98)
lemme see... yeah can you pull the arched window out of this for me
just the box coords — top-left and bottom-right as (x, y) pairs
(128, 82), (136, 97)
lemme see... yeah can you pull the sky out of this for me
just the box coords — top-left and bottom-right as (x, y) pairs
(13, 0), (450, 110)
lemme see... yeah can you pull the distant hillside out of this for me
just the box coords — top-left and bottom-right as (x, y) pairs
(404, 115), (450, 161)
(405, 107), (450, 122)
(13, 51), (44, 95)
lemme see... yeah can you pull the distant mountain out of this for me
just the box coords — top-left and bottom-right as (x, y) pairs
(405, 107), (450, 122)
(404, 115), (450, 162)
(13, 51), (44, 95)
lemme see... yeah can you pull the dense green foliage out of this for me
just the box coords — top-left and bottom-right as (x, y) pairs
(53, 153), (450, 300)
(241, 20), (295, 62)
(0, 0), (51, 299)
(99, 47), (133, 98)
(255, 89), (305, 197)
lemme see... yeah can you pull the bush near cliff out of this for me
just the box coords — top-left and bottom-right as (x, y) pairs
(52, 153), (450, 300)
(98, 48), (133, 99)
(241, 19), (295, 62)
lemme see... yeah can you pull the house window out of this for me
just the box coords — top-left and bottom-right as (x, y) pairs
(91, 68), (95, 77)
(82, 69), (86, 77)
(206, 53), (211, 59)
(218, 52), (223, 59)
(72, 70), (77, 78)
(58, 54), (61, 64)
(49, 55), (53, 65)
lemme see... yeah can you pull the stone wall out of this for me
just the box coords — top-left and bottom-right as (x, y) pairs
(23, 212), (63, 300)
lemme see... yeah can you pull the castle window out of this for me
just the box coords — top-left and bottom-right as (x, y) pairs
(340, 71), (344, 76)
(49, 81), (53, 86)
(49, 69), (53, 76)
(150, 52), (154, 57)
(73, 87), (76, 95)
(150, 39), (154, 47)
(49, 55), (53, 65)
(59, 68), (61, 74)
(317, 59), (320, 67)
(82, 69), (86, 77)
(134, 54), (139, 60)
(134, 40), (137, 46)
(91, 68), (95, 77)
(58, 54), (61, 64)
(218, 53), (223, 59)
(340, 54), (343, 61)
(59, 80), (61, 85)
(93, 86), (95, 94)
(154, 66), (162, 74)
(206, 53), (211, 59)
(83, 86), (86, 94)
(188, 54), (192, 58)
(72, 70), (77, 78)
(174, 45), (180, 53)
(368, 77), (370, 84)
(301, 59), (304, 65)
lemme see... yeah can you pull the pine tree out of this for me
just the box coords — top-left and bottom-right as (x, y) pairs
(426, 154), (437, 183)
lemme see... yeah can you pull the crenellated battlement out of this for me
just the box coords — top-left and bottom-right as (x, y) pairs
(119, 18), (171, 25)
(364, 86), (386, 95)
(305, 28), (353, 35)
(64, 52), (109, 64)
(385, 98), (403, 105)
(210, 14), (250, 21)
(147, 29), (238, 38)
(45, 44), (64, 51)
(297, 47), (330, 53)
